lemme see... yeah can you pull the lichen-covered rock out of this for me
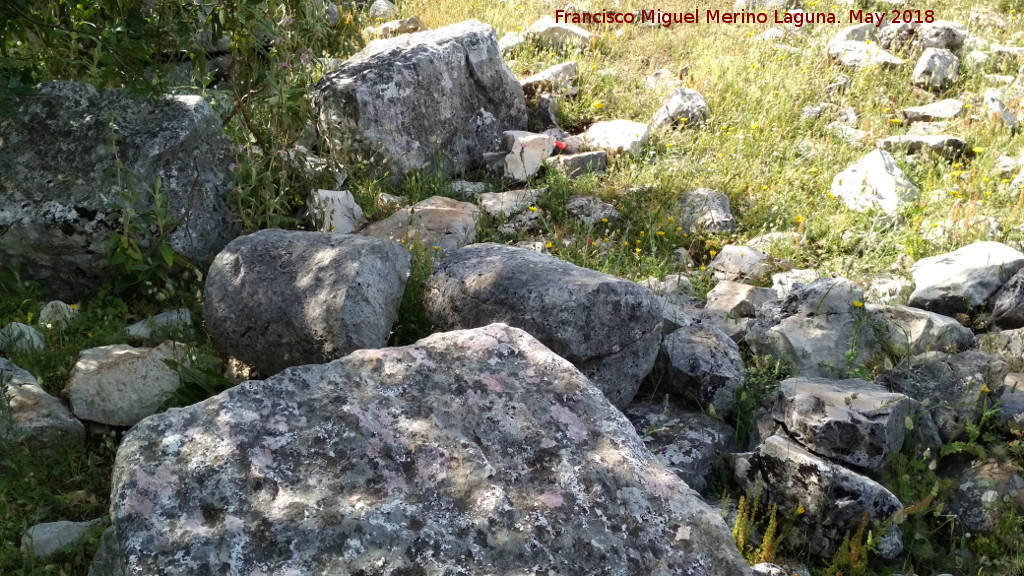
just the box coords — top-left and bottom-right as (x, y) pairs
(204, 230), (410, 376)
(624, 400), (735, 496)
(772, 377), (912, 471)
(732, 435), (904, 559)
(908, 241), (1024, 314)
(110, 324), (750, 575)
(88, 527), (124, 576)
(677, 188), (735, 233)
(661, 324), (745, 418)
(64, 342), (185, 427)
(0, 81), (235, 300)
(867, 304), (975, 356)
(312, 21), (527, 180)
(424, 244), (662, 407)
(948, 460), (1024, 534)
(877, 351), (1009, 442)
(1, 358), (84, 447)
(360, 196), (480, 256)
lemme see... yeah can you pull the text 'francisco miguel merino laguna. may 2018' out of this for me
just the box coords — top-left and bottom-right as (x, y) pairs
(554, 8), (938, 28)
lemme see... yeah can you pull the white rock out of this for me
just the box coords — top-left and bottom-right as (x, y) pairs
(984, 89), (1018, 129)
(583, 120), (650, 157)
(307, 189), (366, 234)
(126, 309), (194, 343)
(869, 304), (975, 355)
(652, 88), (710, 130)
(368, 0), (398, 21)
(911, 47), (959, 90)
(832, 42), (905, 69)
(0, 322), (44, 355)
(902, 99), (964, 122)
(711, 245), (772, 281)
(826, 24), (878, 58)
(64, 342), (186, 426)
(520, 62), (578, 96)
(22, 519), (104, 558)
(525, 16), (591, 49)
(503, 132), (555, 181)
(1, 357), (84, 446)
(918, 20), (968, 50)
(877, 134), (967, 161)
(450, 180), (488, 198)
(908, 241), (1024, 313)
(828, 122), (866, 145)
(772, 269), (820, 299)
(996, 155), (1018, 176)
(478, 189), (541, 218)
(831, 150), (919, 215)
(643, 68), (681, 91)
(38, 301), (76, 328)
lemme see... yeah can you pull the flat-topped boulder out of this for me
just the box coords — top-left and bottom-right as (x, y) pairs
(110, 324), (749, 575)
(424, 243), (662, 407)
(312, 20), (527, 180)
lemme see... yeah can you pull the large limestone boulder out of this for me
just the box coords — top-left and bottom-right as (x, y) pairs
(424, 244), (662, 407)
(0, 81), (235, 299)
(204, 230), (411, 376)
(312, 21), (527, 179)
(110, 324), (750, 575)
(733, 435), (904, 559)
(772, 377), (912, 471)
(908, 241), (1024, 314)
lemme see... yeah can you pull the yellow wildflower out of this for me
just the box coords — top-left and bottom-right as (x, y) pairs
(853, 301), (864, 308)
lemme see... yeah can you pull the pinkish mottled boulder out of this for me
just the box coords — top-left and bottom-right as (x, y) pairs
(110, 324), (749, 575)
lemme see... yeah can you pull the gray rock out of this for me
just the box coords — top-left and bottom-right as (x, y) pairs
(498, 31), (524, 52)
(38, 301), (76, 328)
(991, 268), (1024, 329)
(732, 435), (904, 559)
(705, 281), (778, 318)
(566, 195), (619, 225)
(751, 564), (789, 576)
(879, 22), (918, 54)
(624, 400), (735, 495)
(977, 328), (1024, 367)
(837, 106), (859, 127)
(911, 48), (959, 90)
(710, 245), (773, 282)
(651, 88), (710, 130)
(828, 122), (867, 145)
(449, 180), (488, 198)
(547, 151), (606, 179)
(831, 150), (919, 215)
(983, 89), (1018, 129)
(520, 62), (578, 96)
(583, 120), (650, 157)
(902, 99), (965, 122)
(424, 244), (662, 407)
(204, 230), (410, 376)
(823, 74), (852, 100)
(478, 189), (540, 218)
(306, 189), (366, 234)
(877, 351), (1009, 442)
(368, 0), (398, 21)
(0, 322), (44, 355)
(949, 460), (1024, 533)
(866, 275), (911, 304)
(746, 232), (803, 251)
(677, 188), (735, 233)
(868, 304), (975, 355)
(88, 526), (124, 576)
(312, 21), (527, 180)
(771, 269), (820, 299)
(1001, 374), (1024, 431)
(773, 377), (912, 470)
(661, 324), (745, 418)
(746, 278), (872, 378)
(110, 324), (749, 575)
(826, 25), (878, 58)
(877, 134), (968, 161)
(360, 196), (480, 256)
(363, 16), (427, 40)
(644, 68), (681, 91)
(525, 16), (592, 49)
(802, 102), (835, 120)
(64, 342), (185, 426)
(502, 131), (555, 181)
(918, 21), (968, 51)
(1, 357), (84, 447)
(833, 42), (906, 69)
(995, 155), (1018, 177)
(908, 241), (1024, 314)
(126, 309), (194, 344)
(0, 81), (235, 300)
(22, 519), (104, 558)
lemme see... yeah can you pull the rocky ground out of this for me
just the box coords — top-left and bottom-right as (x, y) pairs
(3, 0), (1024, 575)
